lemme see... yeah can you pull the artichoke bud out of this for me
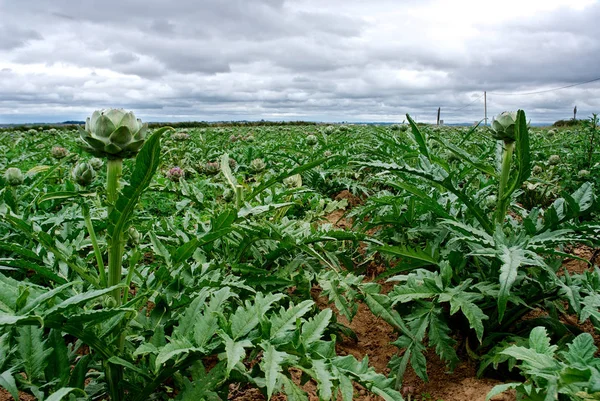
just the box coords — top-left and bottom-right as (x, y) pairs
(490, 111), (517, 143)
(79, 108), (147, 159)
(578, 169), (590, 178)
(306, 134), (318, 146)
(89, 157), (104, 170)
(127, 226), (141, 246)
(204, 161), (220, 175)
(250, 158), (266, 173)
(172, 132), (190, 141)
(283, 174), (302, 188)
(51, 146), (69, 159)
(532, 165), (543, 174)
(71, 162), (96, 187)
(4, 167), (24, 186)
(548, 155), (560, 165)
(166, 166), (184, 182)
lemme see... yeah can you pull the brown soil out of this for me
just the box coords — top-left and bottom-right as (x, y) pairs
(562, 245), (598, 274)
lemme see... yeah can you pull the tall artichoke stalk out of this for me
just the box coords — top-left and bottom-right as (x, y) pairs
(491, 111), (517, 224)
(79, 109), (147, 401)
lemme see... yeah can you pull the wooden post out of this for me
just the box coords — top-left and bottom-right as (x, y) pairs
(484, 91), (487, 126)
(437, 107), (441, 125)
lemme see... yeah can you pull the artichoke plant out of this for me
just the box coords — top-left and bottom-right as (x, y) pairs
(71, 162), (96, 187)
(4, 167), (24, 186)
(79, 109), (147, 159)
(491, 111), (517, 143)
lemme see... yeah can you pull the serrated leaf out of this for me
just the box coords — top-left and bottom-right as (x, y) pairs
(0, 370), (19, 401)
(312, 359), (333, 401)
(261, 344), (288, 400)
(221, 333), (251, 376)
(302, 309), (332, 345)
(281, 374), (308, 401)
(17, 325), (51, 382)
(270, 300), (313, 342)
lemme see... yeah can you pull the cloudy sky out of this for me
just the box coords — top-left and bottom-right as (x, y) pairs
(1, 0), (599, 124)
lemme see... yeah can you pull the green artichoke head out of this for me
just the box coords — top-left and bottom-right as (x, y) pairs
(72, 162), (96, 187)
(79, 108), (147, 159)
(491, 111), (518, 143)
(4, 167), (24, 186)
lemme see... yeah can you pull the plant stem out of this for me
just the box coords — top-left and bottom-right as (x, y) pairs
(105, 158), (126, 401)
(106, 159), (123, 215)
(495, 141), (515, 224)
(82, 202), (107, 287)
(106, 159), (124, 304)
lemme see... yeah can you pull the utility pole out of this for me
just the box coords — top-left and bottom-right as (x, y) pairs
(437, 107), (441, 125)
(484, 91), (487, 126)
(574, 106), (577, 121)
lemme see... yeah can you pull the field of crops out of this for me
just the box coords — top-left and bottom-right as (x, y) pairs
(0, 110), (599, 401)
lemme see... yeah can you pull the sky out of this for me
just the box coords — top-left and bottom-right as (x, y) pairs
(1, 0), (599, 124)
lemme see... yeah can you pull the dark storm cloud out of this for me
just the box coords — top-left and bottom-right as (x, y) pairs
(0, 0), (599, 123)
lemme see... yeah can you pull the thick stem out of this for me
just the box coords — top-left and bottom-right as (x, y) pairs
(105, 159), (126, 399)
(106, 159), (124, 304)
(495, 141), (515, 225)
(82, 202), (107, 287)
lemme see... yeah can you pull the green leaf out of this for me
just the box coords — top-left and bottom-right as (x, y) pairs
(562, 332), (597, 366)
(406, 114), (429, 159)
(45, 387), (86, 401)
(36, 190), (96, 205)
(312, 359), (333, 401)
(497, 245), (522, 322)
(261, 344), (289, 400)
(0, 370), (19, 401)
(221, 333), (251, 376)
(68, 354), (91, 390)
(45, 285), (125, 316)
(486, 383), (520, 401)
(377, 245), (439, 266)
(17, 325), (51, 382)
(281, 375), (308, 401)
(302, 309), (332, 345)
(108, 127), (171, 242)
(270, 300), (313, 342)
(45, 330), (70, 388)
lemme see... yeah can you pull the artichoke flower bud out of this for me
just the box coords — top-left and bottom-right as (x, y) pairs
(490, 111), (518, 143)
(283, 174), (302, 188)
(4, 167), (24, 186)
(306, 134), (318, 146)
(228, 158), (237, 169)
(51, 146), (69, 159)
(89, 157), (104, 171)
(323, 150), (332, 157)
(172, 132), (190, 141)
(548, 155), (560, 165)
(127, 226), (141, 246)
(79, 109), (147, 159)
(71, 162), (96, 187)
(244, 134), (255, 142)
(204, 161), (220, 175)
(578, 169), (590, 178)
(250, 158), (266, 172)
(532, 165), (543, 174)
(166, 166), (184, 182)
